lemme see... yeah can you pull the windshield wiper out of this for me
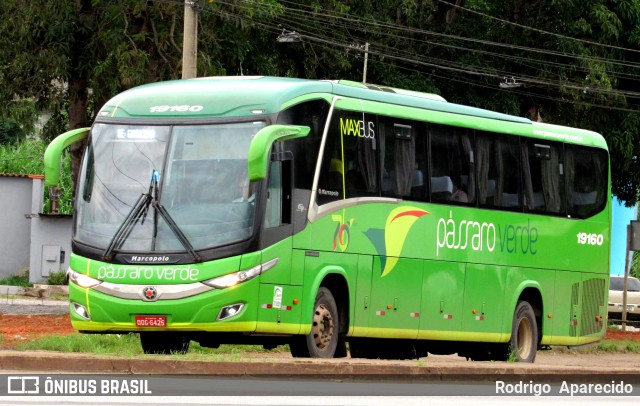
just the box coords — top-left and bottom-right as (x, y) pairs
(153, 201), (201, 262)
(103, 170), (201, 263)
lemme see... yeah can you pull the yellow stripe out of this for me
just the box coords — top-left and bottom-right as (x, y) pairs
(71, 320), (258, 332)
(85, 259), (91, 316)
(339, 126), (346, 198)
(255, 322), (303, 335)
(110, 97), (127, 117)
(541, 335), (602, 346)
(347, 327), (507, 342)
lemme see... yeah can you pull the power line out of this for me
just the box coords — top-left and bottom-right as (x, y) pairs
(205, 3), (640, 102)
(434, 0), (640, 55)
(153, 0), (640, 111)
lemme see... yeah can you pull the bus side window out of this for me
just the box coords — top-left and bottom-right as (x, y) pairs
(521, 140), (565, 215)
(277, 99), (328, 190)
(429, 124), (475, 205)
(316, 109), (378, 204)
(476, 132), (522, 210)
(380, 117), (427, 201)
(264, 159), (292, 228)
(565, 145), (608, 219)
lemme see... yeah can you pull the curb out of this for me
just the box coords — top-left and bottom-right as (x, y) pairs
(0, 351), (638, 380)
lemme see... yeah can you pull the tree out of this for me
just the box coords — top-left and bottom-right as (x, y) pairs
(2, 0), (640, 206)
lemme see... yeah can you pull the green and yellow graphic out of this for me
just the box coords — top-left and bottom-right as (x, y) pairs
(364, 206), (429, 277)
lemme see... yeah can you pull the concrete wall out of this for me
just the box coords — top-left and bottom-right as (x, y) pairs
(0, 175), (39, 279)
(0, 174), (73, 283)
(29, 214), (72, 283)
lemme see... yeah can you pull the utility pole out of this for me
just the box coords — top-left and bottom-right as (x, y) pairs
(182, 0), (198, 79)
(362, 42), (369, 84)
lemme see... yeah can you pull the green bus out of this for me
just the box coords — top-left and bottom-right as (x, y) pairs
(45, 76), (610, 362)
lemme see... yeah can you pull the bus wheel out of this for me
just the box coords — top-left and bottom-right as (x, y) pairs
(289, 287), (339, 358)
(509, 301), (538, 362)
(140, 332), (190, 355)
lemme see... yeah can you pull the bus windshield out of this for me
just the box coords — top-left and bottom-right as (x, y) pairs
(75, 121), (265, 252)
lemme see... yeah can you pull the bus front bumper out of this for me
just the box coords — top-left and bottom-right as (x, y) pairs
(68, 279), (259, 333)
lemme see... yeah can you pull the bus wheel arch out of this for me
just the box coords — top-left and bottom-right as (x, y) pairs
(290, 273), (349, 358)
(510, 288), (542, 362)
(517, 287), (543, 345)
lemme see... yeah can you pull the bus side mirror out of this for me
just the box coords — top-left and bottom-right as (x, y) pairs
(247, 125), (310, 182)
(44, 127), (90, 187)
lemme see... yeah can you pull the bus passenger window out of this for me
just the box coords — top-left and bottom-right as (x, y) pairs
(380, 117), (427, 201)
(521, 141), (564, 215)
(565, 146), (607, 218)
(429, 124), (475, 205)
(476, 132), (521, 210)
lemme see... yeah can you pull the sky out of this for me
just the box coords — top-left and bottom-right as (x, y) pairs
(610, 198), (638, 276)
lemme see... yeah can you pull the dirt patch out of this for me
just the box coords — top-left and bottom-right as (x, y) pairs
(604, 328), (640, 342)
(0, 314), (74, 348)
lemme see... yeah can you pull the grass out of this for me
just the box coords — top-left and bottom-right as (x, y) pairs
(15, 333), (289, 360)
(11, 332), (640, 360)
(598, 339), (640, 353)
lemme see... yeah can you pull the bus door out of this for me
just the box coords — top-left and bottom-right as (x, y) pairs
(256, 154), (303, 334)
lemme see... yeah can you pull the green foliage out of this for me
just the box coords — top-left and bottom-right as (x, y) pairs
(0, 117), (25, 145)
(2, 0), (640, 204)
(0, 138), (74, 214)
(631, 251), (640, 279)
(0, 273), (31, 287)
(47, 271), (67, 286)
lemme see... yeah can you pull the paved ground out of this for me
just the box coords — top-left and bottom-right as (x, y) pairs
(0, 297), (68, 315)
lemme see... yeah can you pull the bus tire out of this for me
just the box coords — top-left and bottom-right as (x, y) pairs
(140, 332), (190, 355)
(509, 301), (538, 362)
(289, 287), (339, 358)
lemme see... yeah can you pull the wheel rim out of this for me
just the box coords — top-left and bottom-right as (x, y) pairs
(516, 317), (533, 360)
(312, 303), (334, 350)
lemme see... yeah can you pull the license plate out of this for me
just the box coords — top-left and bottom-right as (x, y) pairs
(135, 315), (167, 327)
(618, 305), (634, 311)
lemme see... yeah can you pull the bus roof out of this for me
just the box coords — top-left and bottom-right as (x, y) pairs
(98, 76), (607, 150)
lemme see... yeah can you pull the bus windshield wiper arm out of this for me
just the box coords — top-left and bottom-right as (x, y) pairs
(147, 170), (200, 262)
(102, 169), (201, 263)
(103, 170), (158, 262)
(103, 192), (152, 262)
(152, 201), (201, 263)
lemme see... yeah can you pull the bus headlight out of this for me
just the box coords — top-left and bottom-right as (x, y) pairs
(202, 258), (278, 289)
(68, 270), (102, 288)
